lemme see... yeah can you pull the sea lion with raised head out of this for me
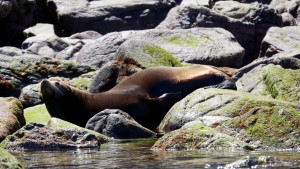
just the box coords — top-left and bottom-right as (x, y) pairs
(41, 65), (236, 129)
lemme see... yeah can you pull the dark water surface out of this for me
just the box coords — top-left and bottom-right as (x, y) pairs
(11, 139), (300, 169)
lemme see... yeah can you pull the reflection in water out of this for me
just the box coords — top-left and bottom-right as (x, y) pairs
(11, 139), (300, 169)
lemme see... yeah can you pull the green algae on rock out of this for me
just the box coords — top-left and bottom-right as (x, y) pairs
(0, 97), (25, 142)
(236, 64), (300, 102)
(24, 104), (51, 125)
(152, 124), (251, 151)
(158, 88), (300, 149)
(0, 147), (24, 169)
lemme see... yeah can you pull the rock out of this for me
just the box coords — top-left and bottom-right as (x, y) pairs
(46, 0), (176, 35)
(22, 34), (83, 60)
(4, 122), (101, 150)
(70, 31), (102, 40)
(19, 83), (42, 108)
(281, 12), (297, 26)
(0, 0), (48, 47)
(86, 109), (156, 139)
(156, 4), (282, 64)
(78, 28), (245, 68)
(212, 1), (258, 19)
(236, 64), (300, 102)
(233, 51), (300, 81)
(0, 46), (22, 57)
(48, 118), (111, 143)
(0, 54), (94, 97)
(260, 26), (300, 57)
(89, 60), (141, 93)
(115, 39), (183, 68)
(0, 97), (25, 142)
(158, 88), (300, 149)
(23, 23), (58, 37)
(24, 104), (51, 125)
(151, 124), (251, 151)
(0, 148), (24, 169)
(180, 0), (210, 7)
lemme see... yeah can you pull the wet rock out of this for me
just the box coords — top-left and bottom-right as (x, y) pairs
(86, 109), (156, 139)
(158, 88), (300, 149)
(0, 148), (24, 169)
(212, 1), (258, 19)
(0, 54), (94, 97)
(46, 0), (176, 35)
(78, 28), (245, 68)
(89, 60), (141, 93)
(0, 97), (25, 142)
(156, 4), (282, 64)
(4, 122), (101, 150)
(151, 124), (251, 151)
(115, 39), (182, 68)
(260, 26), (300, 57)
(236, 64), (300, 102)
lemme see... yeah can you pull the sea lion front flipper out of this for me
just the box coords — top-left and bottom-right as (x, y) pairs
(204, 80), (237, 90)
(147, 92), (188, 108)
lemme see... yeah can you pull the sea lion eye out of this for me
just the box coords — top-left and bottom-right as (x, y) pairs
(54, 81), (70, 94)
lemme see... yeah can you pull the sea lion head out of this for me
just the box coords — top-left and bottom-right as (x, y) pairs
(41, 79), (73, 119)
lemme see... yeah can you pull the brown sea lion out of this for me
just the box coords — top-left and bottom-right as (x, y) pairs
(41, 65), (236, 129)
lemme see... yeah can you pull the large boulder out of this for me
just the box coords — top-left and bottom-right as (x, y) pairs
(86, 109), (156, 139)
(0, 54), (94, 97)
(151, 123), (251, 151)
(212, 1), (258, 19)
(156, 4), (282, 64)
(46, 0), (176, 35)
(260, 26), (300, 57)
(236, 64), (300, 102)
(0, 97), (25, 142)
(158, 88), (300, 149)
(77, 28), (245, 68)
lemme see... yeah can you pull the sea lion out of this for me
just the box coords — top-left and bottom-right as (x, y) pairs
(41, 65), (236, 129)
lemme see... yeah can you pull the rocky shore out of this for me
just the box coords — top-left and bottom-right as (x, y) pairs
(1, 0), (300, 168)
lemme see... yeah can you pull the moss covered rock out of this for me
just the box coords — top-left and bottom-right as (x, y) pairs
(0, 147), (24, 169)
(0, 97), (25, 142)
(152, 124), (251, 151)
(158, 88), (300, 149)
(115, 39), (182, 68)
(236, 64), (300, 102)
(24, 104), (51, 125)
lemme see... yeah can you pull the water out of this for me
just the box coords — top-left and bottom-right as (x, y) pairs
(11, 139), (300, 169)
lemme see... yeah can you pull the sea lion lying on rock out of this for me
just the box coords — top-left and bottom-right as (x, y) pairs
(41, 65), (236, 129)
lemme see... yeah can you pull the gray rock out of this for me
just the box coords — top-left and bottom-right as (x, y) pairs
(77, 28), (245, 68)
(4, 122), (101, 150)
(281, 12), (298, 26)
(0, 97), (25, 142)
(19, 83), (42, 108)
(70, 31), (102, 40)
(86, 109), (156, 139)
(0, 46), (22, 57)
(156, 4), (282, 64)
(23, 23), (57, 37)
(260, 26), (300, 57)
(212, 1), (258, 19)
(47, 0), (176, 35)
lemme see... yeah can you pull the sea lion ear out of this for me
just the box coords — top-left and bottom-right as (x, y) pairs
(54, 81), (71, 95)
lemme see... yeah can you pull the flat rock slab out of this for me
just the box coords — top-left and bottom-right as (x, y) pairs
(0, 97), (25, 142)
(4, 122), (101, 151)
(260, 26), (300, 57)
(159, 88), (300, 149)
(47, 0), (176, 34)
